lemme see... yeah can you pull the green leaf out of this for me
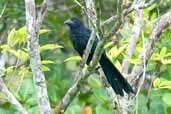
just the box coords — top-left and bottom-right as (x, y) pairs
(39, 44), (63, 52)
(159, 81), (171, 87)
(41, 60), (55, 64)
(39, 29), (51, 35)
(88, 75), (101, 89)
(64, 56), (81, 62)
(7, 26), (27, 47)
(42, 65), (50, 71)
(136, 47), (143, 54)
(165, 52), (171, 57)
(18, 78), (35, 103)
(126, 58), (142, 64)
(161, 59), (171, 65)
(0, 67), (6, 71)
(104, 42), (113, 49)
(18, 67), (30, 76)
(7, 28), (16, 47)
(160, 47), (167, 56)
(16, 26), (27, 44)
(0, 44), (9, 53)
(115, 60), (121, 71)
(108, 45), (126, 58)
(8, 49), (19, 58)
(18, 50), (29, 61)
(7, 49), (28, 62)
(6, 66), (15, 76)
(151, 53), (162, 61)
(0, 67), (6, 77)
(7, 27), (51, 47)
(163, 93), (171, 106)
(158, 86), (171, 89)
(153, 78), (161, 88)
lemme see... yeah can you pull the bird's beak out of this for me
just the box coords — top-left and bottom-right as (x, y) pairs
(64, 19), (73, 25)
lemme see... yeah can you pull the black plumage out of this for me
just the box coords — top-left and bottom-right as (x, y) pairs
(65, 17), (134, 96)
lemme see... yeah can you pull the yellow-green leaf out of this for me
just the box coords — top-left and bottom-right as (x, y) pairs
(16, 26), (27, 44)
(159, 86), (171, 89)
(136, 47), (143, 54)
(165, 52), (171, 57)
(64, 56), (81, 62)
(7, 28), (16, 47)
(0, 67), (6, 72)
(41, 60), (55, 64)
(88, 75), (101, 88)
(7, 26), (27, 47)
(153, 78), (161, 88)
(161, 59), (171, 65)
(7, 49), (28, 61)
(6, 66), (15, 75)
(39, 44), (63, 52)
(151, 53), (161, 61)
(18, 67), (30, 76)
(108, 45), (126, 58)
(127, 58), (142, 64)
(39, 29), (51, 35)
(104, 42), (113, 49)
(18, 50), (29, 61)
(159, 81), (171, 87)
(160, 47), (167, 56)
(115, 60), (121, 71)
(8, 49), (19, 58)
(0, 67), (6, 77)
(0, 44), (10, 52)
(42, 65), (50, 71)
(108, 46), (117, 57)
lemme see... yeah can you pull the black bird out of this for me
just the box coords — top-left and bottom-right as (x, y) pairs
(65, 17), (134, 96)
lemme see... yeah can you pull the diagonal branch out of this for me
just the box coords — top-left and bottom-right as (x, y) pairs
(0, 79), (29, 114)
(54, 0), (97, 114)
(121, 8), (143, 74)
(0, 53), (29, 114)
(131, 10), (171, 79)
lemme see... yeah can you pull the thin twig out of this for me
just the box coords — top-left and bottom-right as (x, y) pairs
(0, 5), (6, 18)
(101, 0), (155, 27)
(135, 30), (146, 114)
(0, 54), (29, 114)
(0, 79), (29, 114)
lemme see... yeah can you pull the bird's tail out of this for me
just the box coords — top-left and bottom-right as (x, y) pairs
(99, 53), (134, 96)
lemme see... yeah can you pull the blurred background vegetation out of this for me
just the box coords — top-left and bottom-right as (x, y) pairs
(0, 0), (171, 114)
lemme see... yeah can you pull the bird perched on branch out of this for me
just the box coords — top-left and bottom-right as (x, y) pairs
(65, 17), (134, 96)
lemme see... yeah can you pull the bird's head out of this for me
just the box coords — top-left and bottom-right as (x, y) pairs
(64, 17), (84, 29)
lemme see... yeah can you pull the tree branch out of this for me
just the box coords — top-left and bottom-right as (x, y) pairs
(0, 54), (29, 114)
(24, 0), (51, 114)
(131, 10), (171, 80)
(101, 0), (155, 27)
(114, 9), (171, 114)
(121, 8), (143, 74)
(54, 0), (97, 114)
(0, 79), (29, 114)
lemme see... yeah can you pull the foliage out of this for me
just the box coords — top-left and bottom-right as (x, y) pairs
(0, 0), (171, 114)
